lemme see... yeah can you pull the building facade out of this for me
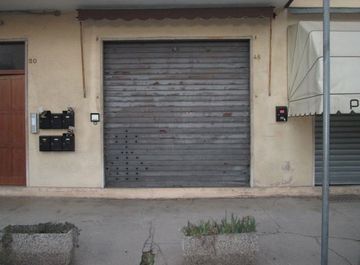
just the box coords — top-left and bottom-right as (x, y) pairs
(0, 0), (359, 190)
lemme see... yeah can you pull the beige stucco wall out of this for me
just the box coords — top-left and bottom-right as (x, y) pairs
(5, 8), (353, 188)
(0, 13), (103, 187)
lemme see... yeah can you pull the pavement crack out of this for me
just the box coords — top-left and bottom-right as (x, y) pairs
(256, 201), (282, 233)
(282, 232), (356, 265)
(282, 231), (318, 240)
(260, 231), (360, 244)
(330, 236), (360, 243)
(257, 231), (281, 236)
(307, 235), (353, 265)
(329, 247), (353, 265)
(271, 198), (281, 208)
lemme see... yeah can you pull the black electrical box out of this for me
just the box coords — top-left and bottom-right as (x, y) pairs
(38, 107), (75, 152)
(39, 133), (75, 152)
(276, 106), (288, 122)
(39, 109), (75, 129)
(51, 113), (63, 129)
(39, 136), (51, 151)
(62, 133), (75, 151)
(62, 110), (75, 129)
(39, 111), (52, 129)
(50, 136), (63, 151)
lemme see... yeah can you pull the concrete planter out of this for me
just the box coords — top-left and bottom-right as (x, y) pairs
(0, 223), (78, 265)
(182, 233), (258, 265)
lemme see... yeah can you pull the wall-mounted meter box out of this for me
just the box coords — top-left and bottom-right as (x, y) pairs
(51, 113), (63, 129)
(39, 133), (75, 152)
(39, 108), (75, 129)
(39, 111), (52, 129)
(50, 136), (63, 151)
(62, 133), (75, 151)
(39, 136), (51, 151)
(276, 106), (288, 122)
(62, 109), (75, 128)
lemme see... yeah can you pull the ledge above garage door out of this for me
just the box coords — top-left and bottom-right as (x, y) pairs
(288, 21), (360, 116)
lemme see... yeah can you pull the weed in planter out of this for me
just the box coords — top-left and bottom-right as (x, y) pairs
(182, 214), (256, 237)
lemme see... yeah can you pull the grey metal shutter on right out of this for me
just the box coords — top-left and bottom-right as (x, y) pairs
(315, 114), (360, 185)
(103, 40), (250, 188)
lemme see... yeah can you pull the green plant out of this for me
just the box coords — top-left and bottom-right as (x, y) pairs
(182, 214), (256, 237)
(140, 251), (155, 265)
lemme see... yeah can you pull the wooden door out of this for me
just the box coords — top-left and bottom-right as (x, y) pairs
(0, 71), (26, 185)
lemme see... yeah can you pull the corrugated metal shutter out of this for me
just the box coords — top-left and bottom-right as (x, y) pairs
(315, 114), (360, 185)
(103, 41), (250, 187)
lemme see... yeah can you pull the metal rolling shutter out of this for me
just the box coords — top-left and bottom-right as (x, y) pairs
(103, 41), (250, 187)
(315, 114), (360, 185)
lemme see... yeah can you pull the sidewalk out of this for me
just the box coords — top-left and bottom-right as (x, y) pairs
(0, 196), (359, 265)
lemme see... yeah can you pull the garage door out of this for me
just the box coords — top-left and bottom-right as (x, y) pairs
(103, 40), (250, 187)
(315, 114), (360, 185)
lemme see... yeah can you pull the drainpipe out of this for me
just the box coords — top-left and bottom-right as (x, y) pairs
(321, 0), (330, 264)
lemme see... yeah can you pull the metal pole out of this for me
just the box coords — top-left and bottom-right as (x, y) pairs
(321, 0), (330, 264)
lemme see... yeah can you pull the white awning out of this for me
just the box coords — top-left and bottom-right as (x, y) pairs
(288, 21), (360, 116)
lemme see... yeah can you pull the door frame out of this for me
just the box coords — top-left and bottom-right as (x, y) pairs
(0, 39), (28, 186)
(100, 36), (253, 188)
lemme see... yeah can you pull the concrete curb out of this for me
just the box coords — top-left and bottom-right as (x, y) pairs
(0, 186), (359, 200)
